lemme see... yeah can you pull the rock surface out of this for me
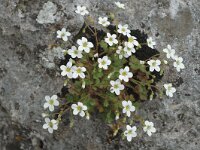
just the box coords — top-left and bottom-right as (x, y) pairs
(0, 0), (199, 149)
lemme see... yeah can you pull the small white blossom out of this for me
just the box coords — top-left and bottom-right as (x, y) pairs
(127, 35), (139, 47)
(71, 102), (87, 117)
(116, 46), (123, 59)
(86, 112), (90, 120)
(107, 72), (114, 79)
(105, 33), (118, 46)
(115, 2), (125, 9)
(124, 42), (136, 56)
(75, 6), (89, 16)
(115, 112), (119, 120)
(110, 79), (125, 95)
(44, 95), (59, 112)
(77, 37), (94, 53)
(119, 66), (133, 82)
(173, 56), (185, 72)
(147, 37), (156, 49)
(98, 56), (111, 70)
(117, 24), (130, 36)
(68, 46), (83, 58)
(57, 28), (71, 41)
(116, 46), (129, 59)
(163, 60), (168, 64)
(72, 66), (86, 79)
(124, 125), (137, 142)
(164, 83), (176, 97)
(60, 61), (73, 78)
(42, 113), (48, 118)
(122, 100), (135, 117)
(143, 121), (156, 136)
(147, 59), (161, 72)
(98, 17), (110, 27)
(94, 53), (99, 58)
(43, 118), (58, 134)
(140, 60), (145, 64)
(82, 80), (86, 89)
(163, 45), (175, 59)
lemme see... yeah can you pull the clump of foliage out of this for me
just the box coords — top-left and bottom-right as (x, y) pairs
(42, 2), (185, 142)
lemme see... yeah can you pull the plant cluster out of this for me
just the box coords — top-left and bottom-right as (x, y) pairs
(42, 2), (185, 142)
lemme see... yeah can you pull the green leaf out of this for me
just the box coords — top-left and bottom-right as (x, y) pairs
(138, 85), (148, 100)
(105, 111), (115, 124)
(100, 40), (108, 50)
(103, 100), (109, 107)
(65, 94), (75, 103)
(129, 56), (146, 72)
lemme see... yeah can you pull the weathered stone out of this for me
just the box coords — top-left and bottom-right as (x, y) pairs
(0, 0), (199, 149)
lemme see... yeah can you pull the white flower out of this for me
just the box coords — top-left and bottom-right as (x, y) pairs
(71, 102), (87, 117)
(57, 28), (71, 41)
(42, 113), (48, 118)
(98, 56), (111, 70)
(105, 33), (118, 46)
(163, 45), (175, 59)
(43, 118), (58, 134)
(116, 46), (129, 59)
(147, 37), (156, 49)
(164, 83), (176, 97)
(82, 80), (86, 89)
(75, 6), (89, 16)
(72, 66), (86, 79)
(60, 61), (73, 78)
(86, 112), (90, 120)
(98, 17), (110, 27)
(115, 2), (125, 9)
(173, 56), (185, 72)
(110, 79), (125, 95)
(68, 46), (83, 58)
(163, 60), (168, 64)
(94, 53), (99, 58)
(115, 112), (119, 120)
(147, 59), (161, 72)
(124, 42), (136, 56)
(140, 60), (145, 64)
(127, 35), (139, 47)
(116, 46), (123, 59)
(143, 121), (156, 136)
(77, 37), (94, 53)
(44, 95), (59, 112)
(117, 24), (130, 36)
(124, 125), (137, 142)
(122, 100), (135, 117)
(119, 66), (133, 82)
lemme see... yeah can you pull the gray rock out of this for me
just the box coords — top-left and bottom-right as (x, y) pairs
(0, 0), (200, 149)
(36, 1), (62, 24)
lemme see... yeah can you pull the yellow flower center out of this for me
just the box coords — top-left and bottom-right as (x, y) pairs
(127, 130), (132, 135)
(125, 105), (130, 110)
(128, 37), (134, 43)
(83, 42), (88, 47)
(122, 71), (127, 76)
(61, 33), (65, 37)
(122, 28), (126, 32)
(114, 84), (119, 89)
(74, 50), (78, 54)
(101, 60), (106, 65)
(77, 106), (82, 111)
(66, 68), (71, 72)
(152, 62), (156, 66)
(76, 68), (82, 73)
(48, 122), (53, 128)
(49, 99), (54, 105)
